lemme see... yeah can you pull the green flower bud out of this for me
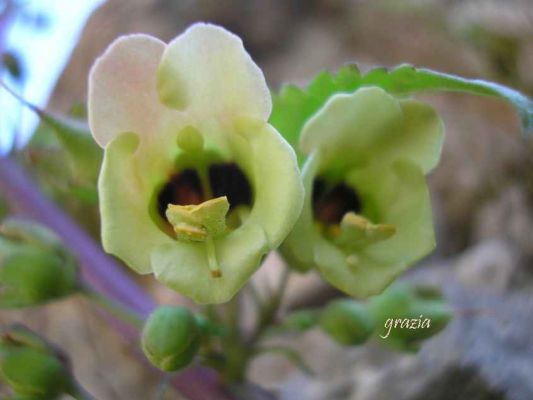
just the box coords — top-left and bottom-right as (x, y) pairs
(370, 283), (452, 351)
(319, 299), (375, 346)
(0, 325), (72, 399)
(142, 306), (201, 372)
(0, 220), (79, 308)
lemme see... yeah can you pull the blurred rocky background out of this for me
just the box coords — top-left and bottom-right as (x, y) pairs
(2, 0), (533, 399)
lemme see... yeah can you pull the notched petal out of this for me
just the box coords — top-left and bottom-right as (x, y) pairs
(156, 23), (271, 121)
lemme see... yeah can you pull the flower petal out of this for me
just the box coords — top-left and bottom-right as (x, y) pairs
(371, 99), (445, 173)
(99, 132), (174, 274)
(351, 161), (435, 265)
(88, 34), (167, 147)
(314, 161), (435, 298)
(157, 23), (271, 121)
(152, 222), (268, 304)
(237, 122), (304, 247)
(299, 87), (402, 167)
(280, 151), (322, 272)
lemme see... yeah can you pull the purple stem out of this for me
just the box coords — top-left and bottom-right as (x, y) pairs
(0, 156), (245, 400)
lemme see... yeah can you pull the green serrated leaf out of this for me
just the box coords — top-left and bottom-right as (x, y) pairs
(270, 65), (361, 163)
(270, 64), (533, 162)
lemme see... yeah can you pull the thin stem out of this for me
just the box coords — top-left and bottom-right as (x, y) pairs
(69, 380), (97, 400)
(247, 281), (264, 311)
(248, 267), (291, 345)
(253, 345), (314, 376)
(81, 284), (144, 329)
(156, 373), (173, 400)
(217, 266), (292, 383)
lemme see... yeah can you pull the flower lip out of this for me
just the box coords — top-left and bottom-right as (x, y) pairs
(312, 177), (362, 225)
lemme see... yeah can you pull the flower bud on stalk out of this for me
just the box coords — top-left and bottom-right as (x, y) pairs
(0, 219), (80, 308)
(0, 325), (72, 399)
(142, 306), (201, 372)
(319, 299), (375, 346)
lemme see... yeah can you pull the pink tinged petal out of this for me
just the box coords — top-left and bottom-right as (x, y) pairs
(156, 23), (271, 121)
(88, 34), (167, 147)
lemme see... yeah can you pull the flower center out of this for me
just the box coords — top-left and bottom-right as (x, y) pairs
(155, 162), (253, 279)
(156, 163), (253, 228)
(312, 178), (362, 225)
(208, 163), (252, 209)
(312, 177), (396, 256)
(156, 162), (253, 235)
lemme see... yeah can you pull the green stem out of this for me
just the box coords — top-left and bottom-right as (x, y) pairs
(217, 266), (292, 383)
(81, 285), (144, 329)
(221, 294), (247, 382)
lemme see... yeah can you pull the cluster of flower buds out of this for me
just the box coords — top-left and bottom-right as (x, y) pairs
(0, 219), (80, 308)
(282, 283), (452, 350)
(0, 325), (73, 399)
